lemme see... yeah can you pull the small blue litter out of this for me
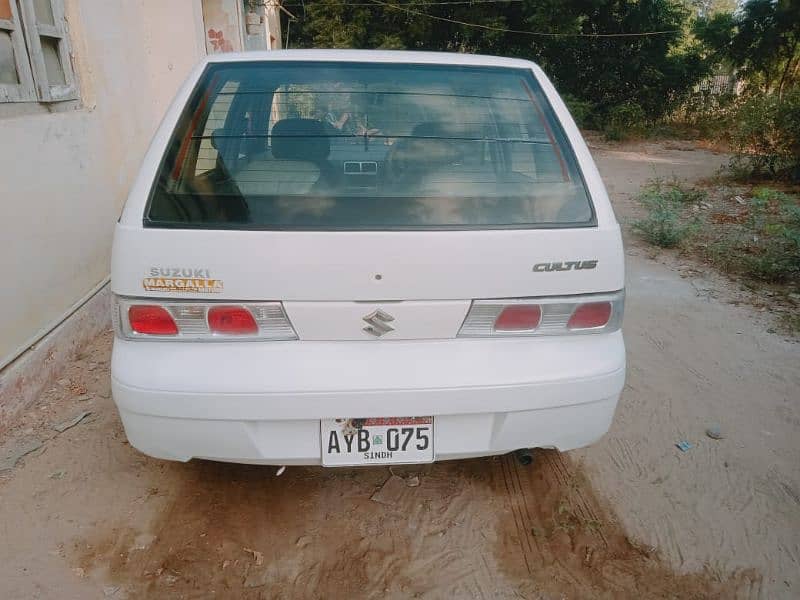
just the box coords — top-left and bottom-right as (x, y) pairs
(676, 440), (693, 452)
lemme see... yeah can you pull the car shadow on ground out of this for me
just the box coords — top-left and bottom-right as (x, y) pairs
(76, 450), (757, 599)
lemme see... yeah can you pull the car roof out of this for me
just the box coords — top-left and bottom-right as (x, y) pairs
(204, 49), (538, 70)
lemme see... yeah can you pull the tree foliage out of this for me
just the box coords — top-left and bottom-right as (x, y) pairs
(282, 0), (709, 125)
(694, 0), (800, 95)
(691, 0), (800, 179)
(728, 86), (800, 179)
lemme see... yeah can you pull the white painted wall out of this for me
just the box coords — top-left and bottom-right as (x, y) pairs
(0, 0), (206, 368)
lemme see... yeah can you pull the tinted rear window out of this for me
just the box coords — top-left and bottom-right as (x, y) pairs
(145, 61), (594, 230)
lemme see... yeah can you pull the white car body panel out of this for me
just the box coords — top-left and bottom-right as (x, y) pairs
(110, 50), (626, 465)
(112, 332), (624, 463)
(283, 300), (471, 341)
(111, 227), (623, 301)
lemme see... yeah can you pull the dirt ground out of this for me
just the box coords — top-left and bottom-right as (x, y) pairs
(1, 140), (797, 600)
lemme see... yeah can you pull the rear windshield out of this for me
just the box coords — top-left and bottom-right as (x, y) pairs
(145, 61), (594, 230)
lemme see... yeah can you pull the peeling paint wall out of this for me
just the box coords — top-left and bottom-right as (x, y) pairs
(265, 2), (282, 49)
(0, 0), (206, 369)
(202, 0), (244, 54)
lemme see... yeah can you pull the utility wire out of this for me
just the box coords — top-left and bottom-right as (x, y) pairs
(368, 0), (682, 38)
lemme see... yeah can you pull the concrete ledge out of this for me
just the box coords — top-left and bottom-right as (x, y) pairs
(0, 283), (111, 431)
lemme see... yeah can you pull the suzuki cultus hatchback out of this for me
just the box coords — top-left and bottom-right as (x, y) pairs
(111, 50), (625, 467)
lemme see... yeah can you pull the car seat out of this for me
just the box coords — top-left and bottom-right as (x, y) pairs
(234, 118), (331, 195)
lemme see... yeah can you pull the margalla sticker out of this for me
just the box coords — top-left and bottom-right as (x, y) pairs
(143, 267), (223, 293)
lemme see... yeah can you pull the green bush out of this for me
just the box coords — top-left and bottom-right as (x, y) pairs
(603, 103), (647, 141)
(707, 188), (800, 283)
(656, 180), (708, 205)
(779, 313), (800, 336)
(667, 86), (737, 138)
(632, 180), (701, 247)
(563, 95), (595, 129)
(728, 87), (800, 180)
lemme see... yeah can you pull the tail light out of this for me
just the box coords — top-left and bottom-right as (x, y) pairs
(458, 290), (624, 337)
(113, 297), (297, 341)
(494, 305), (542, 331)
(128, 305), (178, 335)
(567, 302), (612, 330)
(207, 306), (258, 335)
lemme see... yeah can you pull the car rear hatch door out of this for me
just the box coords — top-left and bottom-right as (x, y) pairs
(113, 59), (623, 341)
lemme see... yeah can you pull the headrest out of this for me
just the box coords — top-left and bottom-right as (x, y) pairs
(271, 118), (329, 162)
(400, 122), (463, 166)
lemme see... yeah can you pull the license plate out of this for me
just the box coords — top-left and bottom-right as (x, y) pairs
(321, 417), (434, 467)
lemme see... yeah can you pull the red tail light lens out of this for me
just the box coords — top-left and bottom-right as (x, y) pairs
(568, 302), (612, 330)
(114, 298), (296, 340)
(207, 306), (258, 335)
(458, 291), (623, 337)
(128, 305), (178, 335)
(494, 305), (542, 331)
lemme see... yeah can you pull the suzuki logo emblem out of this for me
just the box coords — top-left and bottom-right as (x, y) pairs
(362, 309), (395, 337)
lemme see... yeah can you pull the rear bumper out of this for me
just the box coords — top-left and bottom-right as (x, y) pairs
(111, 332), (625, 464)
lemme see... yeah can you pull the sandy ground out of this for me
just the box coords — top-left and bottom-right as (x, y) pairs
(577, 140), (800, 595)
(0, 140), (797, 599)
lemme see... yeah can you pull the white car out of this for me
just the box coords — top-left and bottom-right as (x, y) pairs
(111, 50), (625, 467)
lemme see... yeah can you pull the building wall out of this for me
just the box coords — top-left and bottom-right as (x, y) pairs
(0, 0), (206, 369)
(202, 0), (243, 54)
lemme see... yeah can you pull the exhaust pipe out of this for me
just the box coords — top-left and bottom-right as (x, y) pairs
(514, 448), (534, 466)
